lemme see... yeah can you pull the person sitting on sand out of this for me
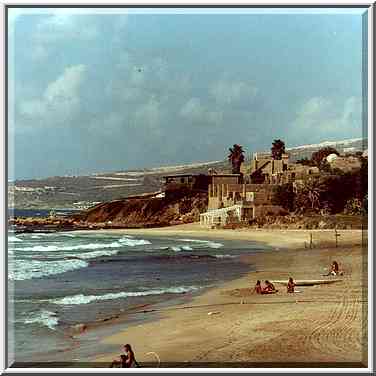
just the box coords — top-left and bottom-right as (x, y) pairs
(287, 277), (296, 293)
(253, 280), (263, 294)
(110, 354), (128, 368)
(324, 261), (344, 276)
(263, 280), (278, 294)
(123, 344), (140, 368)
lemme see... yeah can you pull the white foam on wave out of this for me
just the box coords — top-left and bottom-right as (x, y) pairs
(182, 245), (193, 251)
(9, 259), (88, 281)
(178, 238), (224, 249)
(51, 286), (200, 305)
(23, 310), (59, 330)
(170, 245), (193, 252)
(8, 236), (22, 242)
(18, 237), (151, 253)
(65, 249), (119, 260)
(118, 238), (151, 246)
(214, 254), (236, 259)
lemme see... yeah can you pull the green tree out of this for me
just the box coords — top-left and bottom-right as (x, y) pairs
(271, 139), (286, 160)
(311, 147), (339, 168)
(271, 183), (295, 212)
(296, 157), (315, 166)
(228, 144), (245, 174)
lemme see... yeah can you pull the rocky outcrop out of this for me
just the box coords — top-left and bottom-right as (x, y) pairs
(71, 190), (208, 228)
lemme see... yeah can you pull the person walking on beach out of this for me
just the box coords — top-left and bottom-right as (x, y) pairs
(287, 277), (296, 293)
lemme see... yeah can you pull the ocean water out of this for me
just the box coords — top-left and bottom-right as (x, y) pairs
(7, 230), (270, 363)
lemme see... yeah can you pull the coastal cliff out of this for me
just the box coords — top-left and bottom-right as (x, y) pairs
(71, 190), (208, 228)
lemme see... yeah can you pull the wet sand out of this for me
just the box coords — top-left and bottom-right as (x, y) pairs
(90, 225), (367, 367)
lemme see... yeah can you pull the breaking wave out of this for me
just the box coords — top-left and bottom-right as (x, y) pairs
(9, 259), (89, 281)
(22, 310), (59, 330)
(8, 235), (22, 242)
(65, 249), (119, 260)
(17, 237), (151, 253)
(51, 286), (200, 305)
(178, 239), (224, 249)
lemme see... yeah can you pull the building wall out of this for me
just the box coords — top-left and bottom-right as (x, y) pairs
(211, 175), (241, 185)
(208, 183), (275, 210)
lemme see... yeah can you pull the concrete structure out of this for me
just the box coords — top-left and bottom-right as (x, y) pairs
(163, 174), (211, 192)
(200, 205), (243, 226)
(248, 152), (320, 185)
(201, 174), (284, 226)
(328, 156), (362, 172)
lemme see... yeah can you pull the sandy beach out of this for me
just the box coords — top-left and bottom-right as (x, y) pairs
(88, 224), (367, 367)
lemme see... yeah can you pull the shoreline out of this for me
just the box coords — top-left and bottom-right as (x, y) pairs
(83, 224), (367, 367)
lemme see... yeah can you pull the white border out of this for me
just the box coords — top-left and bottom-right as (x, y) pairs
(1, 0), (373, 373)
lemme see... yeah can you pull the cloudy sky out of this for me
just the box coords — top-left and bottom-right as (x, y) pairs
(8, 7), (366, 180)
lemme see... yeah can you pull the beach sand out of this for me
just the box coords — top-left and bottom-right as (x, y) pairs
(90, 224), (367, 367)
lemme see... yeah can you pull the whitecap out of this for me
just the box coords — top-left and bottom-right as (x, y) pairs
(19, 237), (151, 253)
(8, 259), (88, 281)
(51, 286), (200, 305)
(214, 254), (236, 259)
(65, 249), (119, 260)
(8, 236), (22, 243)
(23, 310), (59, 330)
(181, 246), (193, 251)
(118, 238), (151, 247)
(178, 238), (224, 249)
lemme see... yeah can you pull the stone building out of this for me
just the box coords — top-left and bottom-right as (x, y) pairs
(163, 174), (211, 193)
(200, 173), (285, 226)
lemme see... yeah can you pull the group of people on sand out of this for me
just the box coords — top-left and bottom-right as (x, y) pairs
(253, 277), (296, 294)
(253, 260), (343, 295)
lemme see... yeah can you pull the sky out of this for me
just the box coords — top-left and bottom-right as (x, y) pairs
(7, 7), (367, 180)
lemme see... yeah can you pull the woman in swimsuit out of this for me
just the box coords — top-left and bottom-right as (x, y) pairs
(287, 277), (295, 293)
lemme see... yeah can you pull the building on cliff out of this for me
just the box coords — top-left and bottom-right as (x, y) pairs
(163, 174), (211, 197)
(200, 173), (285, 227)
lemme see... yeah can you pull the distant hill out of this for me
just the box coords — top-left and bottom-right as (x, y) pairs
(8, 138), (366, 209)
(8, 160), (226, 209)
(286, 138), (367, 161)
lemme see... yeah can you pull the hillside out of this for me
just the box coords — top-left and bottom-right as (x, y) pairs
(8, 138), (366, 209)
(71, 190), (208, 228)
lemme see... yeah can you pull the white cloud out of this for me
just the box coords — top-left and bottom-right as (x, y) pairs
(180, 98), (204, 121)
(34, 14), (99, 45)
(134, 98), (164, 136)
(292, 96), (362, 137)
(179, 97), (224, 126)
(297, 96), (331, 117)
(20, 64), (87, 122)
(210, 79), (258, 106)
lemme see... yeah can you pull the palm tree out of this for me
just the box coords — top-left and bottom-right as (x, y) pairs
(271, 139), (286, 160)
(228, 144), (245, 174)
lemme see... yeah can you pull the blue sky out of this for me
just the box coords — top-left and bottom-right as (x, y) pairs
(8, 7), (366, 180)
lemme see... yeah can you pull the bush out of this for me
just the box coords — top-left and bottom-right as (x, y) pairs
(271, 183), (295, 211)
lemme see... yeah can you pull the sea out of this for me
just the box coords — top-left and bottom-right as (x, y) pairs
(7, 210), (271, 364)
